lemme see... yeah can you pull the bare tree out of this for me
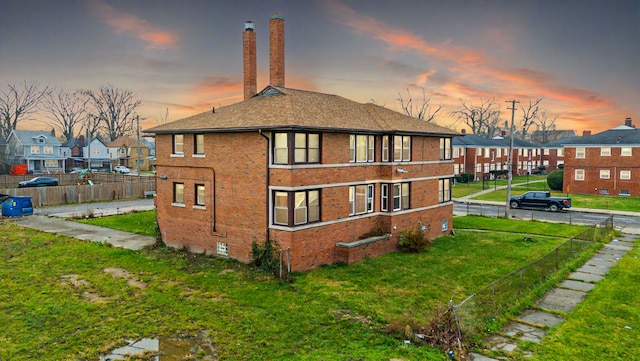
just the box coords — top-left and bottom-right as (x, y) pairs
(84, 84), (142, 142)
(532, 110), (559, 144)
(397, 87), (442, 122)
(41, 88), (89, 141)
(451, 97), (500, 137)
(154, 107), (170, 125)
(519, 98), (542, 140)
(0, 81), (50, 140)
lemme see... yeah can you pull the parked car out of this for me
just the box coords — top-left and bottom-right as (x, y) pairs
(114, 165), (131, 174)
(18, 177), (59, 188)
(509, 191), (571, 212)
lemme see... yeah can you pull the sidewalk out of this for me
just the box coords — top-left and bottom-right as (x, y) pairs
(12, 199), (157, 251)
(470, 231), (637, 360)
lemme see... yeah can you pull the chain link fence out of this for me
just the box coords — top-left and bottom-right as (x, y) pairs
(450, 215), (613, 336)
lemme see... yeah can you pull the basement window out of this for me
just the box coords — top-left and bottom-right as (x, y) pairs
(217, 242), (228, 256)
(599, 189), (609, 195)
(620, 190), (630, 196)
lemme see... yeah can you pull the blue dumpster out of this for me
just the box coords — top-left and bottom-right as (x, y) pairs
(1, 195), (33, 217)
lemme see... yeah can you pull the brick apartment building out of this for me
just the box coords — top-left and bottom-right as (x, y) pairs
(452, 132), (508, 180)
(563, 118), (639, 196)
(146, 15), (458, 271)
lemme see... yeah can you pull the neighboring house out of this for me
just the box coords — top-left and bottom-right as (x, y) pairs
(563, 118), (639, 196)
(5, 130), (65, 173)
(83, 138), (111, 170)
(107, 135), (151, 171)
(452, 132), (508, 180)
(145, 15), (458, 272)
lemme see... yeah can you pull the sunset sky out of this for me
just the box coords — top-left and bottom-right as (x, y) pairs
(1, 0), (638, 134)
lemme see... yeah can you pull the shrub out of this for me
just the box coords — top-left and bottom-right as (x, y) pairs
(547, 170), (564, 191)
(250, 238), (280, 275)
(398, 225), (431, 253)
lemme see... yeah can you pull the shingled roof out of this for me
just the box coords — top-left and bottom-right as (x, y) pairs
(562, 125), (640, 146)
(452, 134), (497, 146)
(145, 86), (458, 136)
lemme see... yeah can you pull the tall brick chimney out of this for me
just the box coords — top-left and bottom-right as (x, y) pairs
(243, 21), (257, 100)
(625, 117), (633, 127)
(269, 14), (285, 87)
(583, 130), (591, 136)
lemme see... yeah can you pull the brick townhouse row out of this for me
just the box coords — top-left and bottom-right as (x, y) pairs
(452, 118), (639, 197)
(452, 131), (544, 180)
(146, 15), (458, 271)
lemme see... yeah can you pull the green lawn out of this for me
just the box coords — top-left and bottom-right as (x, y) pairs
(76, 210), (157, 236)
(0, 214), (627, 361)
(529, 242), (640, 361)
(452, 176), (547, 198)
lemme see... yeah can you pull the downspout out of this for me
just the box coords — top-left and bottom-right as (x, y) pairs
(258, 130), (270, 243)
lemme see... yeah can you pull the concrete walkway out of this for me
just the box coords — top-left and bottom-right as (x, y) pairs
(469, 230), (637, 360)
(12, 200), (157, 251)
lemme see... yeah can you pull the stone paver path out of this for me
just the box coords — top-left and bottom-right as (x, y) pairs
(471, 232), (636, 360)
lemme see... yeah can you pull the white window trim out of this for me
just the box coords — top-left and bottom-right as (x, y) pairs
(621, 147), (632, 157)
(600, 170), (610, 179)
(620, 170), (631, 180)
(576, 147), (585, 159)
(575, 169), (585, 181)
(600, 147), (611, 156)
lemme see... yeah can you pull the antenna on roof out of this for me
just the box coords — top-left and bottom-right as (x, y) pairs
(212, 107), (215, 114)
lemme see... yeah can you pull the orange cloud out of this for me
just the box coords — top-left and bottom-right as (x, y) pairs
(323, 0), (484, 65)
(86, 0), (178, 49)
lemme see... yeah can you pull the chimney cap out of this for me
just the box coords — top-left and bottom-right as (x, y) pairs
(244, 21), (254, 31)
(271, 13), (285, 20)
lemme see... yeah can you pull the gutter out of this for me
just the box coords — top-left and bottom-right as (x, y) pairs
(258, 130), (270, 243)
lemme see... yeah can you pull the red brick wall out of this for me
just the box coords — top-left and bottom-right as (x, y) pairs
(563, 146), (640, 196)
(155, 131), (454, 271)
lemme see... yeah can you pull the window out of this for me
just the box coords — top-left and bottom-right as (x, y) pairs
(45, 159), (58, 167)
(575, 169), (585, 181)
(620, 170), (631, 180)
(576, 147), (585, 158)
(381, 184), (388, 211)
(274, 132), (320, 164)
(438, 178), (451, 203)
(392, 183), (410, 211)
(195, 184), (205, 206)
(274, 133), (288, 164)
(600, 147), (611, 156)
(194, 134), (204, 155)
(274, 191), (289, 225)
(349, 184), (374, 215)
(620, 190), (630, 196)
(216, 242), (228, 256)
(440, 138), (452, 160)
(31, 146), (40, 154)
(453, 147), (460, 158)
(557, 148), (564, 157)
(173, 134), (184, 155)
(43, 146), (53, 154)
(93, 147), (100, 155)
(599, 189), (609, 195)
(454, 164), (460, 175)
(382, 136), (389, 162)
(394, 135), (411, 161)
(441, 221), (449, 232)
(173, 183), (184, 204)
(600, 170), (610, 179)
(518, 149), (522, 156)
(273, 190), (320, 226)
(496, 148), (502, 157)
(621, 147), (632, 156)
(350, 134), (374, 162)
(543, 149), (550, 155)
(484, 147), (490, 158)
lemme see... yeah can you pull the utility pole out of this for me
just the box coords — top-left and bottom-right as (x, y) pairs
(136, 114), (141, 176)
(87, 114), (92, 171)
(505, 99), (519, 218)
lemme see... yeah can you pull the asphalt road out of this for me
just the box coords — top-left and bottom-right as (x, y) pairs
(453, 202), (640, 230)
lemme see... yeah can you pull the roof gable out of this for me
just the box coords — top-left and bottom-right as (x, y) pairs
(9, 130), (61, 146)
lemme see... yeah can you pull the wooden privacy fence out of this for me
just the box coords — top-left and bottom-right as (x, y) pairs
(0, 173), (151, 188)
(0, 176), (155, 207)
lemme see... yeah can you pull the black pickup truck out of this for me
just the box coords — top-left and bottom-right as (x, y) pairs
(509, 191), (571, 212)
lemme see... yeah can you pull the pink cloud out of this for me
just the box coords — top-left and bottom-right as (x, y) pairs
(86, 0), (178, 49)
